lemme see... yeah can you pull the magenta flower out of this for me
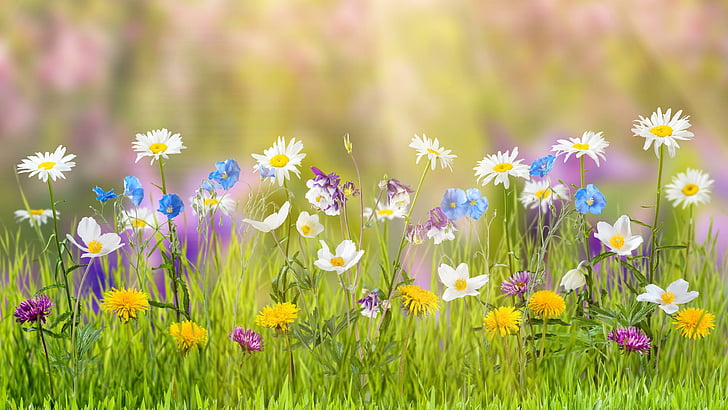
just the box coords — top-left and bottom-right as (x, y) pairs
(229, 327), (264, 355)
(14, 295), (53, 324)
(608, 327), (651, 354)
(500, 271), (536, 298)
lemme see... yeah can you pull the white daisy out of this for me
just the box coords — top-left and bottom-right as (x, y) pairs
(251, 137), (306, 186)
(120, 208), (157, 232)
(473, 147), (530, 189)
(594, 215), (644, 256)
(14, 209), (55, 226)
(191, 193), (236, 217)
(631, 107), (693, 158)
(296, 211), (324, 238)
(313, 239), (364, 275)
(17, 145), (76, 182)
(66, 217), (124, 259)
(636, 278), (698, 314)
(519, 179), (568, 213)
(132, 128), (186, 164)
(363, 203), (407, 221)
(665, 168), (714, 209)
(242, 201), (290, 232)
(409, 134), (457, 171)
(551, 131), (609, 166)
(437, 262), (489, 302)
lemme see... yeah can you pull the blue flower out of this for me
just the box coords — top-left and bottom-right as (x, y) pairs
(440, 188), (468, 220)
(123, 176), (144, 207)
(208, 159), (240, 190)
(92, 186), (118, 203)
(255, 164), (276, 179)
(157, 194), (184, 219)
(530, 155), (555, 177)
(575, 184), (606, 214)
(200, 179), (215, 194)
(465, 188), (488, 219)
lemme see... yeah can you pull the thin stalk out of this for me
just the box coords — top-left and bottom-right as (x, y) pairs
(397, 315), (415, 391)
(648, 145), (665, 283)
(539, 318), (548, 363)
(684, 204), (695, 278)
(71, 261), (93, 396)
(503, 186), (514, 274)
(285, 331), (295, 390)
(158, 158), (182, 320)
(37, 321), (55, 398)
(47, 179), (72, 313)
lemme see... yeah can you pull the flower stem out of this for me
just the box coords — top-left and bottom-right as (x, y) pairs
(539, 318), (548, 363)
(503, 186), (514, 274)
(648, 145), (665, 283)
(38, 321), (55, 398)
(398, 315), (415, 393)
(684, 204), (695, 278)
(159, 158), (182, 320)
(579, 156), (585, 189)
(47, 179), (72, 313)
(284, 331), (295, 390)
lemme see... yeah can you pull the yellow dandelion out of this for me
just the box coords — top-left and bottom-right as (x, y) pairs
(483, 306), (522, 338)
(169, 320), (208, 354)
(100, 288), (150, 322)
(397, 284), (440, 317)
(672, 308), (715, 340)
(255, 302), (300, 332)
(528, 290), (566, 319)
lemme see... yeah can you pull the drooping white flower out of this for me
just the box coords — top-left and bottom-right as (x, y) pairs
(17, 145), (76, 182)
(474, 147), (530, 189)
(594, 215), (644, 256)
(631, 108), (693, 158)
(296, 211), (324, 238)
(313, 240), (364, 275)
(551, 131), (609, 166)
(251, 137), (306, 186)
(636, 279), (698, 314)
(664, 168), (714, 209)
(437, 263), (489, 302)
(66, 217), (124, 258)
(560, 263), (587, 291)
(242, 202), (290, 233)
(409, 134), (456, 171)
(132, 129), (186, 164)
(14, 209), (55, 226)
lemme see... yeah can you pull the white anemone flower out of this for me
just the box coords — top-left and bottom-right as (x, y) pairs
(17, 145), (76, 182)
(120, 208), (157, 231)
(242, 201), (290, 232)
(14, 209), (55, 226)
(66, 217), (124, 258)
(438, 263), (489, 302)
(314, 240), (364, 275)
(636, 278), (698, 314)
(551, 131), (609, 166)
(519, 179), (568, 213)
(594, 215), (644, 256)
(665, 168), (714, 209)
(409, 134), (457, 171)
(631, 107), (693, 158)
(251, 137), (306, 186)
(474, 147), (530, 189)
(296, 211), (324, 238)
(132, 128), (186, 164)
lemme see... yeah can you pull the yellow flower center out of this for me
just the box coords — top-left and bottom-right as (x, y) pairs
(586, 198), (594, 206)
(377, 209), (394, 216)
(166, 207), (174, 214)
(220, 172), (228, 179)
(572, 143), (589, 150)
(455, 279), (467, 291)
(30, 209), (46, 215)
(609, 234), (625, 249)
(493, 163), (513, 173)
(330, 256), (345, 267)
(650, 125), (673, 138)
(470, 200), (477, 206)
(87, 240), (103, 254)
(682, 184), (699, 196)
(149, 143), (168, 154)
(37, 161), (55, 170)
(449, 202), (457, 208)
(535, 189), (552, 199)
(661, 291), (675, 304)
(270, 154), (290, 167)
(301, 225), (312, 235)
(130, 218), (147, 228)
(426, 148), (441, 156)
(516, 281), (525, 287)
(204, 198), (219, 207)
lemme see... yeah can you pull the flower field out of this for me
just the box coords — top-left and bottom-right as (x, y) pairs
(2, 115), (727, 409)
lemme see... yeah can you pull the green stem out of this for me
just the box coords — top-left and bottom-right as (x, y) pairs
(159, 158), (182, 320)
(684, 205), (695, 278)
(579, 156), (585, 189)
(38, 321), (55, 398)
(648, 145), (665, 283)
(47, 180), (72, 313)
(398, 315), (415, 391)
(285, 331), (295, 390)
(503, 186), (514, 274)
(539, 318), (548, 363)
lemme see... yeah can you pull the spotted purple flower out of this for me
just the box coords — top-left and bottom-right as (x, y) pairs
(14, 295), (53, 324)
(229, 327), (264, 355)
(357, 291), (381, 318)
(305, 167), (345, 215)
(406, 223), (427, 245)
(608, 327), (651, 354)
(424, 207), (456, 244)
(501, 271), (536, 297)
(529, 155), (556, 178)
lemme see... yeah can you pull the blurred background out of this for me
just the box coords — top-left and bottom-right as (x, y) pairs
(1, 0), (727, 249)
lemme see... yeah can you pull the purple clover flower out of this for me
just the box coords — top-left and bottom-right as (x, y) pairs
(14, 295), (53, 324)
(357, 291), (381, 318)
(229, 327), (264, 354)
(500, 271), (536, 297)
(608, 326), (652, 354)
